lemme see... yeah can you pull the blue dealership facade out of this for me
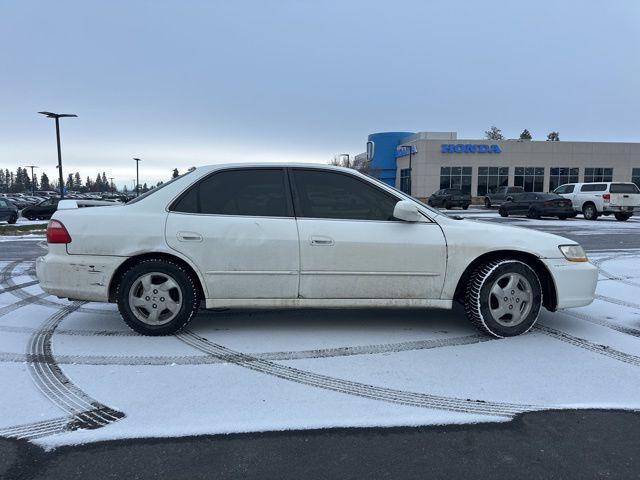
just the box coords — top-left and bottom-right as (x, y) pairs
(360, 131), (640, 200)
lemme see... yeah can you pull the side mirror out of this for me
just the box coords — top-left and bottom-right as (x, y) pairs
(393, 200), (422, 222)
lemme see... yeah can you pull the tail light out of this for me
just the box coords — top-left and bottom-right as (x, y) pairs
(602, 193), (610, 202)
(46, 220), (72, 244)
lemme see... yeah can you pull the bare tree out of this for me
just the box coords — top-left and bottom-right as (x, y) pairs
(485, 126), (504, 140)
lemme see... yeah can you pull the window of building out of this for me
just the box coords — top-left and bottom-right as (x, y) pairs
(584, 167), (613, 183)
(291, 169), (399, 221)
(549, 167), (579, 191)
(400, 168), (412, 195)
(171, 168), (291, 217)
(632, 168), (640, 189)
(514, 167), (544, 192)
(476, 167), (508, 196)
(440, 166), (472, 194)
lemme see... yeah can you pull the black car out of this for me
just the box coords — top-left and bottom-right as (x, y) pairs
(498, 192), (576, 219)
(427, 189), (471, 210)
(21, 197), (60, 220)
(0, 198), (19, 224)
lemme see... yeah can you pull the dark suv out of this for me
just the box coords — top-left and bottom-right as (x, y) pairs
(484, 186), (524, 208)
(427, 189), (471, 210)
(21, 197), (60, 220)
(0, 198), (19, 224)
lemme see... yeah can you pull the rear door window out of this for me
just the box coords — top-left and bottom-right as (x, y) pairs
(171, 168), (291, 217)
(610, 183), (640, 194)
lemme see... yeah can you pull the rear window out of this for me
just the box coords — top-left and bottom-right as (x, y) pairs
(580, 184), (607, 192)
(610, 183), (640, 194)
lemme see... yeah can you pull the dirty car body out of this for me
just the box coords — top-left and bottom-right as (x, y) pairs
(36, 163), (598, 338)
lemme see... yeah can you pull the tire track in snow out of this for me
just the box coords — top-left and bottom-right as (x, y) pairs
(591, 253), (640, 289)
(0, 302), (125, 441)
(536, 324), (640, 367)
(177, 329), (543, 418)
(561, 310), (640, 338)
(0, 332), (493, 366)
(595, 294), (640, 311)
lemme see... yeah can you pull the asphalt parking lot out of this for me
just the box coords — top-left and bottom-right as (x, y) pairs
(1, 211), (640, 479)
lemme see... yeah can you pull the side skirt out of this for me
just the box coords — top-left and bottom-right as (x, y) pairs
(204, 298), (453, 309)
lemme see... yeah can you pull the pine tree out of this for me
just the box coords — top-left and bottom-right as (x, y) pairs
(172, 168), (179, 178)
(547, 131), (560, 141)
(66, 173), (74, 190)
(74, 172), (82, 189)
(484, 126), (504, 140)
(40, 172), (51, 191)
(142, 182), (149, 192)
(519, 129), (532, 140)
(0, 169), (5, 192)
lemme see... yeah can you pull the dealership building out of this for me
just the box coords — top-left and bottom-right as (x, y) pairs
(357, 131), (640, 200)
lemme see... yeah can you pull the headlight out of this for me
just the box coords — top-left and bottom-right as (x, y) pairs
(559, 244), (588, 262)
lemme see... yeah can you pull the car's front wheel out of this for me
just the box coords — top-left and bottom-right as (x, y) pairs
(116, 259), (200, 335)
(498, 207), (508, 217)
(484, 198), (491, 209)
(8, 214), (17, 224)
(464, 259), (542, 337)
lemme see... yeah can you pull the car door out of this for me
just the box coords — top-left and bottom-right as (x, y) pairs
(511, 193), (532, 215)
(165, 168), (300, 299)
(290, 168), (447, 300)
(0, 199), (9, 221)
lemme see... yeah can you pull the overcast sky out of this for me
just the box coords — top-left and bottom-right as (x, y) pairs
(1, 0), (639, 188)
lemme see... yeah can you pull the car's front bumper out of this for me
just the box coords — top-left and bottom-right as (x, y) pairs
(542, 257), (598, 309)
(36, 248), (124, 302)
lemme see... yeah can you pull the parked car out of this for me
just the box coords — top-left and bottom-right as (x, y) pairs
(37, 163), (597, 338)
(484, 186), (525, 208)
(0, 198), (19, 224)
(21, 197), (60, 220)
(427, 189), (471, 210)
(5, 197), (29, 209)
(553, 182), (640, 221)
(498, 193), (576, 219)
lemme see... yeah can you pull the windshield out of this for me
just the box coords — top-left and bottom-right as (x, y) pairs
(126, 170), (194, 205)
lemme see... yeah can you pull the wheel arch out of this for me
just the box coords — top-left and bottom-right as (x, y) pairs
(108, 252), (206, 303)
(453, 250), (558, 311)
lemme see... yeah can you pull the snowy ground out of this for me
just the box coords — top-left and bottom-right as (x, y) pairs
(0, 226), (639, 449)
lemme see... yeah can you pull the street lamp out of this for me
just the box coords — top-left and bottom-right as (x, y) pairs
(38, 111), (77, 199)
(133, 158), (141, 197)
(24, 165), (38, 196)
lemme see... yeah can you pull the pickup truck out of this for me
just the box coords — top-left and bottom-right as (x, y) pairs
(484, 186), (525, 208)
(553, 182), (640, 221)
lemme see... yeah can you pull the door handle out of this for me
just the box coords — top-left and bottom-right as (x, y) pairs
(177, 231), (203, 242)
(310, 235), (334, 246)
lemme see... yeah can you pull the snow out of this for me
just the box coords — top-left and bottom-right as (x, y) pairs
(0, 239), (639, 448)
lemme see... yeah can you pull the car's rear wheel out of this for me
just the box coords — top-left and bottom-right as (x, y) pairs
(462, 204), (469, 210)
(116, 259), (200, 335)
(484, 198), (491, 209)
(8, 214), (17, 224)
(614, 213), (631, 221)
(464, 259), (542, 337)
(558, 215), (567, 220)
(583, 203), (598, 220)
(443, 201), (451, 210)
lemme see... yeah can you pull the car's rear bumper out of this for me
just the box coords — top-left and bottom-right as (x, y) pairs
(36, 249), (124, 302)
(604, 206), (635, 214)
(542, 258), (598, 309)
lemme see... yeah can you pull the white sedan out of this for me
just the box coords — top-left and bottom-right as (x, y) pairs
(36, 164), (598, 337)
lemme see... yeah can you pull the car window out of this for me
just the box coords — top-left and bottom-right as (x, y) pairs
(610, 183), (640, 194)
(0, 199), (7, 207)
(171, 168), (290, 217)
(291, 169), (398, 221)
(563, 185), (575, 193)
(580, 183), (607, 192)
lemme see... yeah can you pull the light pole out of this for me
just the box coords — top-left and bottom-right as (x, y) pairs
(24, 165), (38, 196)
(133, 158), (141, 197)
(109, 177), (115, 193)
(38, 112), (77, 199)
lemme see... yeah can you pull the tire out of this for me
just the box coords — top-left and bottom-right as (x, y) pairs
(116, 258), (200, 335)
(26, 215), (35, 221)
(8, 214), (17, 224)
(427, 199), (433, 207)
(443, 201), (451, 210)
(464, 259), (542, 338)
(558, 215), (567, 220)
(462, 204), (469, 210)
(582, 203), (598, 220)
(499, 207), (508, 217)
(527, 207), (540, 219)
(615, 213), (631, 221)
(484, 198), (491, 209)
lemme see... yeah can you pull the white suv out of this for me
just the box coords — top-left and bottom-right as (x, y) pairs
(553, 182), (639, 221)
(36, 163), (598, 338)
